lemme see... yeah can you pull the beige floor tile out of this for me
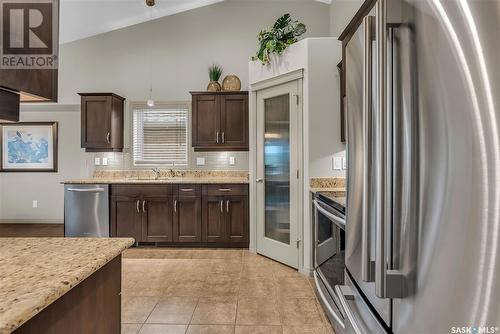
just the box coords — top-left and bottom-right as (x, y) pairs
(122, 324), (143, 334)
(273, 264), (304, 280)
(276, 277), (314, 299)
(191, 297), (237, 325)
(202, 275), (240, 297)
(234, 325), (282, 334)
(211, 260), (243, 277)
(238, 279), (277, 299)
(282, 325), (327, 334)
(147, 296), (198, 324)
(122, 296), (160, 323)
(139, 324), (188, 334)
(165, 279), (207, 297)
(278, 298), (322, 326)
(186, 325), (235, 334)
(236, 298), (281, 326)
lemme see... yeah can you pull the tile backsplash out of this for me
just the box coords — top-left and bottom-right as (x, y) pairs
(91, 149), (249, 171)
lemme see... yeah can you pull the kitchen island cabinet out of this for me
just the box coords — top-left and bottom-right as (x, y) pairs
(0, 238), (133, 334)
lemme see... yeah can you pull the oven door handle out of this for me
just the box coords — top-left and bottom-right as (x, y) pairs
(313, 200), (346, 230)
(314, 271), (345, 330)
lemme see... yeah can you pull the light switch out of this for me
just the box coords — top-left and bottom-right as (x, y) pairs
(229, 156), (235, 166)
(102, 157), (108, 166)
(196, 157), (205, 166)
(32, 200), (38, 208)
(333, 157), (342, 170)
(342, 157), (347, 169)
(94, 157), (100, 166)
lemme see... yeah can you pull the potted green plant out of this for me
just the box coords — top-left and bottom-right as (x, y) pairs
(207, 64), (223, 91)
(252, 14), (307, 65)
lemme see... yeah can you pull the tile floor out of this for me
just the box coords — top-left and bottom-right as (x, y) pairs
(121, 248), (335, 334)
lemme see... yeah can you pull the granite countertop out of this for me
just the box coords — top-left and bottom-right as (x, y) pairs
(0, 238), (134, 334)
(63, 177), (249, 184)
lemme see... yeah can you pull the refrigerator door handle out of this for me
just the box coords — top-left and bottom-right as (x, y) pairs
(362, 15), (376, 283)
(375, 0), (406, 299)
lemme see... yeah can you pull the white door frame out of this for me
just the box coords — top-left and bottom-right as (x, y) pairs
(249, 69), (304, 269)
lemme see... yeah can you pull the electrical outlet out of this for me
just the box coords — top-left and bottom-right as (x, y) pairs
(32, 200), (38, 209)
(333, 157), (342, 170)
(102, 157), (108, 166)
(94, 157), (100, 166)
(196, 157), (205, 166)
(342, 157), (347, 169)
(229, 156), (235, 166)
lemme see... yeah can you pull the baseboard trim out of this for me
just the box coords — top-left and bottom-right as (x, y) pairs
(0, 219), (63, 225)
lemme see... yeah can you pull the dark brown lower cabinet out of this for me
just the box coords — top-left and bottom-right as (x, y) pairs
(226, 196), (249, 243)
(111, 184), (248, 247)
(203, 194), (249, 245)
(204, 195), (226, 243)
(173, 195), (202, 242)
(111, 195), (142, 242)
(142, 196), (173, 242)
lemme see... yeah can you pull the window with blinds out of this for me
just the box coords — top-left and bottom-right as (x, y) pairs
(133, 106), (188, 166)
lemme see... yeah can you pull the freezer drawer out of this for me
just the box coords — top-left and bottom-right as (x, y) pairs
(335, 271), (388, 334)
(64, 184), (110, 237)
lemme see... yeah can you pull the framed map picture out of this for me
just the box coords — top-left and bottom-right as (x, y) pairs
(0, 122), (58, 172)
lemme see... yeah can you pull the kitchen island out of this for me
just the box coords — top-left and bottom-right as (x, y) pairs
(0, 238), (134, 334)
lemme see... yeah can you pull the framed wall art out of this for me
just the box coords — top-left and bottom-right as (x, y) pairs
(0, 122), (58, 172)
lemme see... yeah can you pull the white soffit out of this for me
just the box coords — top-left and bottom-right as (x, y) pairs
(60, 0), (224, 44)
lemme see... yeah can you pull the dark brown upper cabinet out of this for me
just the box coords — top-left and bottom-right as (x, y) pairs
(79, 93), (125, 152)
(191, 91), (248, 151)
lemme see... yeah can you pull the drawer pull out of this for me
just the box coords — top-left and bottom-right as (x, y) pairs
(218, 188), (231, 192)
(180, 188), (193, 192)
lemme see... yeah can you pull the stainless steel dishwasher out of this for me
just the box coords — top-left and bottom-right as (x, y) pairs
(64, 184), (109, 237)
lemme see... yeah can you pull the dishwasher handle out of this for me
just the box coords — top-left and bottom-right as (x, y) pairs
(67, 188), (105, 193)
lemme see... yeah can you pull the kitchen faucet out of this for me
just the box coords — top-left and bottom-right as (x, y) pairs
(152, 168), (161, 180)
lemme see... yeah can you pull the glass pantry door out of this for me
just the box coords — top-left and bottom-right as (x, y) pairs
(256, 80), (300, 268)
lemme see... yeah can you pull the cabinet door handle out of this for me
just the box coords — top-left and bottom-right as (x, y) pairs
(136, 200), (140, 213)
(220, 200), (223, 213)
(142, 200), (146, 213)
(222, 131), (225, 143)
(106, 132), (111, 143)
(216, 131), (220, 143)
(226, 200), (229, 213)
(174, 199), (177, 212)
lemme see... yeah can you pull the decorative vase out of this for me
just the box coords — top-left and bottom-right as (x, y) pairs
(222, 75), (241, 91)
(207, 81), (222, 92)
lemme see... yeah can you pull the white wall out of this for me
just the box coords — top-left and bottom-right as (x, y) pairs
(330, 0), (364, 38)
(58, 0), (331, 104)
(0, 106), (91, 222)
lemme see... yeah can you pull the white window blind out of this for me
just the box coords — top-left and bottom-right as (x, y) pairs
(133, 106), (188, 166)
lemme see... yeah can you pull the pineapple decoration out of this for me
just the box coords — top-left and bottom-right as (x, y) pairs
(207, 64), (223, 92)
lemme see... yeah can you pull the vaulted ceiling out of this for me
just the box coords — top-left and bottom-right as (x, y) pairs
(60, 0), (331, 44)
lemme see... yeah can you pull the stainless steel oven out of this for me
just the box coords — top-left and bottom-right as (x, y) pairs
(313, 192), (346, 333)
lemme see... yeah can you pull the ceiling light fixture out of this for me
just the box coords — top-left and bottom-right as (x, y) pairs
(146, 0), (155, 107)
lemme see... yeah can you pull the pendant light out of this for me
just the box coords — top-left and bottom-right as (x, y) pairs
(146, 0), (155, 107)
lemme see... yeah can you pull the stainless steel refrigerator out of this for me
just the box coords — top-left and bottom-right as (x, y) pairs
(341, 0), (500, 333)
